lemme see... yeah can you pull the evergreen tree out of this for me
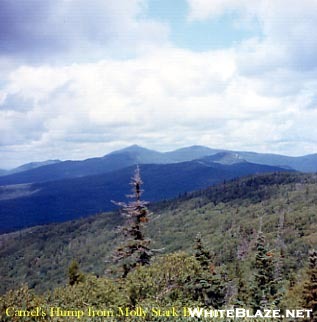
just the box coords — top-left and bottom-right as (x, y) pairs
(252, 230), (281, 310)
(272, 212), (286, 307)
(194, 233), (212, 270)
(112, 166), (152, 277)
(302, 249), (317, 321)
(189, 234), (226, 308)
(251, 231), (275, 310)
(68, 260), (84, 286)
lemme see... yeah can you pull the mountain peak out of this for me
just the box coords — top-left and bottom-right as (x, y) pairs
(122, 144), (146, 151)
(108, 144), (157, 156)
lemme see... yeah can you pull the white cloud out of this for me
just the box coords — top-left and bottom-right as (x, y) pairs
(188, 0), (317, 71)
(188, 0), (247, 21)
(1, 42), (317, 168)
(1, 1), (317, 168)
(0, 0), (169, 62)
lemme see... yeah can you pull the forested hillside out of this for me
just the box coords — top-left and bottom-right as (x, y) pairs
(0, 173), (315, 280)
(1, 172), (317, 321)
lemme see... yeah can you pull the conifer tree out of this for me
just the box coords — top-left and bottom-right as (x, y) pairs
(189, 233), (226, 308)
(68, 260), (84, 286)
(272, 212), (285, 307)
(302, 249), (317, 321)
(251, 231), (276, 310)
(112, 166), (152, 278)
(194, 233), (212, 270)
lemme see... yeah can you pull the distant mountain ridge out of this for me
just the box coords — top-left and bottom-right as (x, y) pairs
(0, 145), (221, 185)
(0, 145), (316, 185)
(235, 151), (317, 172)
(0, 157), (292, 233)
(8, 160), (62, 174)
(3, 143), (312, 233)
(0, 160), (61, 177)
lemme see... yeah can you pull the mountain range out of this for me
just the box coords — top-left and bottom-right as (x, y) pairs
(0, 144), (316, 233)
(0, 145), (222, 185)
(0, 160), (62, 177)
(0, 145), (316, 185)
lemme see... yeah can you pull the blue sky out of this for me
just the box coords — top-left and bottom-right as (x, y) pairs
(0, 0), (317, 168)
(147, 0), (262, 51)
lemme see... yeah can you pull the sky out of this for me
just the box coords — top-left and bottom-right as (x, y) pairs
(1, 0), (317, 168)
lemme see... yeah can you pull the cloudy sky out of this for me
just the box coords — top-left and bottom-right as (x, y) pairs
(1, 0), (317, 168)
